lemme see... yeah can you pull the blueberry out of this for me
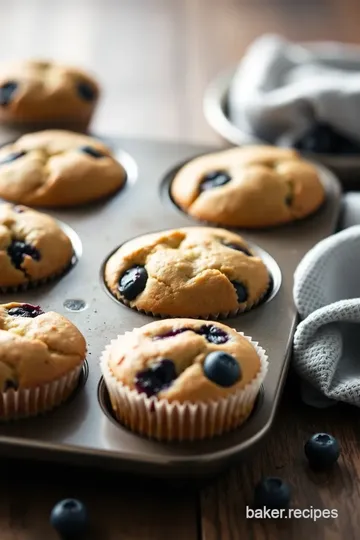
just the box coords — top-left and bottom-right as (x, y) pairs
(254, 477), (291, 509)
(77, 81), (96, 102)
(7, 304), (44, 318)
(231, 281), (248, 303)
(203, 351), (241, 387)
(198, 325), (229, 345)
(200, 170), (231, 191)
(304, 433), (340, 469)
(135, 359), (177, 397)
(80, 145), (105, 158)
(223, 242), (252, 256)
(0, 81), (18, 106)
(118, 265), (148, 301)
(0, 151), (26, 166)
(50, 498), (88, 537)
(153, 328), (190, 340)
(7, 240), (41, 269)
(3, 379), (19, 392)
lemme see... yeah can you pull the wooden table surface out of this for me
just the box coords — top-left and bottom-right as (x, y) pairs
(1, 0), (360, 538)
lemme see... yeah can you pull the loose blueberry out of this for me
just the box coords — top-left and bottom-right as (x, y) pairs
(118, 265), (148, 301)
(203, 351), (241, 387)
(223, 242), (252, 256)
(0, 81), (18, 106)
(77, 81), (96, 102)
(198, 325), (229, 345)
(200, 170), (231, 191)
(50, 498), (88, 537)
(231, 281), (248, 303)
(3, 379), (19, 391)
(7, 304), (44, 318)
(254, 477), (291, 509)
(7, 240), (41, 269)
(0, 151), (26, 166)
(304, 433), (340, 469)
(135, 359), (177, 397)
(80, 145), (105, 158)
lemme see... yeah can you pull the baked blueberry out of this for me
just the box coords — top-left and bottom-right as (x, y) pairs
(223, 242), (252, 256)
(50, 498), (88, 537)
(0, 81), (18, 106)
(254, 477), (291, 509)
(0, 151), (26, 166)
(3, 379), (19, 391)
(7, 241), (41, 270)
(231, 281), (248, 303)
(80, 146), (105, 158)
(198, 325), (229, 344)
(135, 359), (177, 397)
(77, 81), (96, 102)
(118, 265), (148, 301)
(304, 433), (340, 469)
(7, 304), (44, 318)
(203, 351), (241, 387)
(154, 328), (190, 340)
(199, 170), (231, 191)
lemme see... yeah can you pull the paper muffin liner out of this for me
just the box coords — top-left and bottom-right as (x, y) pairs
(0, 253), (77, 294)
(0, 363), (84, 421)
(100, 332), (268, 441)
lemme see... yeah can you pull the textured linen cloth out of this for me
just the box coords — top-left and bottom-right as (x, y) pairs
(294, 195), (360, 406)
(228, 35), (360, 144)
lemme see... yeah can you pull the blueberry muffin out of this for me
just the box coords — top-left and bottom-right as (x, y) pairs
(0, 203), (74, 288)
(0, 302), (86, 419)
(0, 130), (126, 207)
(171, 145), (325, 228)
(0, 60), (99, 131)
(104, 227), (270, 318)
(100, 318), (268, 440)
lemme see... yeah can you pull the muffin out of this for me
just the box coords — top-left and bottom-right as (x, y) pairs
(0, 130), (126, 207)
(0, 59), (99, 131)
(100, 318), (268, 440)
(0, 302), (86, 420)
(104, 227), (270, 318)
(171, 145), (325, 228)
(0, 203), (74, 289)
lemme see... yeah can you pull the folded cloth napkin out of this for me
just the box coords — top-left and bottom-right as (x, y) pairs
(293, 194), (360, 406)
(228, 34), (360, 144)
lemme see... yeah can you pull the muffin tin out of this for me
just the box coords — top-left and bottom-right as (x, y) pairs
(0, 137), (341, 478)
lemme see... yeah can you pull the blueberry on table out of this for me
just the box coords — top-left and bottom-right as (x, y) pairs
(304, 433), (340, 469)
(118, 265), (148, 301)
(254, 477), (291, 509)
(203, 351), (241, 387)
(50, 498), (88, 537)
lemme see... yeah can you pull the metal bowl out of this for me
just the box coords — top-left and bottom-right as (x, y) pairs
(204, 67), (360, 189)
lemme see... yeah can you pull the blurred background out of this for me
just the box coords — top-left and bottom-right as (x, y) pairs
(1, 0), (359, 144)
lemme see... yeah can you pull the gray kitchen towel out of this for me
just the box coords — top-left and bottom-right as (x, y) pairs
(293, 215), (360, 407)
(228, 34), (360, 144)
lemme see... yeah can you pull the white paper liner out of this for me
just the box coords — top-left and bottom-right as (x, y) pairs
(100, 331), (268, 441)
(0, 363), (83, 421)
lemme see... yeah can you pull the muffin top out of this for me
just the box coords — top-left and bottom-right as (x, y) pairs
(171, 145), (325, 228)
(104, 227), (270, 317)
(0, 203), (74, 287)
(0, 302), (86, 390)
(0, 130), (126, 207)
(105, 318), (261, 403)
(0, 59), (99, 125)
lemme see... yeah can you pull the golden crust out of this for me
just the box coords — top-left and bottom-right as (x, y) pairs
(0, 130), (126, 207)
(0, 203), (74, 286)
(0, 302), (86, 389)
(0, 59), (99, 128)
(106, 318), (261, 404)
(104, 227), (270, 317)
(171, 145), (325, 228)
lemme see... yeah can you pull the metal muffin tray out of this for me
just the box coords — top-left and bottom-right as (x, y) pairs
(0, 137), (341, 478)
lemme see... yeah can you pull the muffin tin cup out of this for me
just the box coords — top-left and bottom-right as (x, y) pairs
(0, 363), (84, 421)
(100, 331), (268, 442)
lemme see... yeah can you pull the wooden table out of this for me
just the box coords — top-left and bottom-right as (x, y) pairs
(1, 0), (360, 538)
